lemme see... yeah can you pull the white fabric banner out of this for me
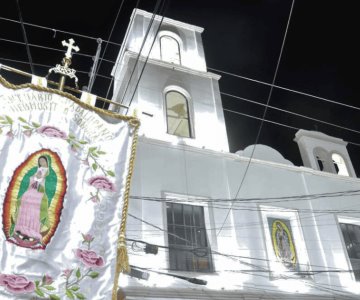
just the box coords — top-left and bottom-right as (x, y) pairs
(0, 78), (139, 299)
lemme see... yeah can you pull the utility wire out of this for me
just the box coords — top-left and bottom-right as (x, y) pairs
(126, 0), (168, 112)
(223, 107), (360, 148)
(127, 217), (360, 299)
(15, 0), (34, 74)
(103, 0), (142, 100)
(93, 0), (127, 90)
(0, 16), (122, 46)
(222, 91), (360, 136)
(2, 47), (360, 148)
(2, 15), (360, 114)
(0, 37), (115, 64)
(118, 0), (163, 107)
(217, 0), (296, 236)
(130, 189), (360, 203)
(209, 66), (360, 113)
(127, 237), (353, 272)
(0, 57), (112, 80)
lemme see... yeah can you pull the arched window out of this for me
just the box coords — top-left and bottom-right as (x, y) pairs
(313, 147), (328, 172)
(165, 91), (191, 138)
(332, 153), (349, 176)
(160, 35), (181, 65)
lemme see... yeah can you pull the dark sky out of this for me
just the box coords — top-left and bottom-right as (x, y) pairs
(1, 0), (359, 174)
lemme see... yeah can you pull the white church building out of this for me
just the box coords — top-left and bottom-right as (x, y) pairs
(112, 9), (360, 300)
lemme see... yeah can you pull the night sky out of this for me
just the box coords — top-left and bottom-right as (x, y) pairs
(1, 0), (359, 174)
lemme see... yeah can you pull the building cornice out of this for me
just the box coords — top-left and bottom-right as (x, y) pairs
(124, 286), (342, 300)
(125, 51), (221, 80)
(294, 129), (348, 146)
(138, 136), (360, 183)
(132, 9), (204, 33)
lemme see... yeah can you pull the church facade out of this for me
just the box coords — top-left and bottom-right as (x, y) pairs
(112, 9), (360, 300)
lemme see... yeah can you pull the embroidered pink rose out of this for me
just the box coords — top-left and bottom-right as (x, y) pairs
(37, 126), (67, 139)
(90, 195), (99, 203)
(6, 131), (14, 139)
(75, 249), (105, 268)
(0, 274), (35, 294)
(42, 274), (53, 285)
(23, 130), (32, 137)
(88, 176), (116, 192)
(82, 234), (94, 243)
(81, 158), (90, 166)
(62, 269), (73, 279)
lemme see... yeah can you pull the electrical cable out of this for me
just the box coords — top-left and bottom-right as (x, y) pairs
(92, 0), (127, 91)
(223, 107), (360, 147)
(15, 0), (34, 74)
(2, 15), (360, 115)
(0, 57), (112, 80)
(125, 0), (168, 112)
(129, 189), (360, 203)
(103, 0), (142, 100)
(222, 91), (360, 136)
(216, 0), (296, 236)
(126, 216), (350, 271)
(209, 66), (360, 114)
(126, 220), (360, 299)
(0, 16), (122, 46)
(130, 264), (207, 285)
(0, 37), (115, 64)
(118, 0), (164, 107)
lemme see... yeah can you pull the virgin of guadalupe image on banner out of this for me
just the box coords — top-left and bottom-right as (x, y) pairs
(267, 218), (298, 272)
(4, 150), (66, 249)
(0, 76), (139, 300)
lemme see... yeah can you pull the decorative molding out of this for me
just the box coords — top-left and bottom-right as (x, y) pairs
(132, 9), (204, 33)
(125, 51), (221, 80)
(138, 136), (360, 183)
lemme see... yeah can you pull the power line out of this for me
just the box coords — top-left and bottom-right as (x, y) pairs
(0, 16), (122, 46)
(92, 0), (127, 90)
(2, 13), (359, 115)
(126, 217), (360, 299)
(126, 1), (168, 112)
(3, 37), (360, 147)
(118, 0), (164, 107)
(127, 237), (353, 272)
(15, 0), (34, 74)
(217, 0), (295, 236)
(222, 91), (360, 136)
(130, 189), (360, 204)
(103, 1), (142, 100)
(209, 67), (360, 113)
(223, 107), (360, 147)
(0, 57), (113, 80)
(0, 37), (115, 64)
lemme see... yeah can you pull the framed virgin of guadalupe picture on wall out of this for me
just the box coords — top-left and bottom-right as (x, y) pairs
(260, 205), (311, 279)
(267, 217), (298, 272)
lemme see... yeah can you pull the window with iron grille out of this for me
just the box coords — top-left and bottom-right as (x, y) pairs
(340, 223), (360, 280)
(166, 202), (213, 272)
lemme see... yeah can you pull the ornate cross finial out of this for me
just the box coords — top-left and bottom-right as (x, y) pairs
(47, 38), (80, 91)
(62, 38), (80, 59)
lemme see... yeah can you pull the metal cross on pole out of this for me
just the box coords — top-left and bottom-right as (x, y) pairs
(47, 38), (80, 91)
(62, 38), (80, 59)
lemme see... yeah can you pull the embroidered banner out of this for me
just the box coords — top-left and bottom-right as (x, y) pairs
(0, 76), (139, 299)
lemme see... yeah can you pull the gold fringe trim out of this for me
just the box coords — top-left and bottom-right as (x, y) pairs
(111, 112), (139, 299)
(0, 75), (140, 298)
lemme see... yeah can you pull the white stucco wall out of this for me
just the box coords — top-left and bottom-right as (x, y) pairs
(121, 137), (360, 299)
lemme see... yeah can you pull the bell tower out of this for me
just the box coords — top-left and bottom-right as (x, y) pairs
(294, 129), (356, 177)
(111, 9), (229, 152)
